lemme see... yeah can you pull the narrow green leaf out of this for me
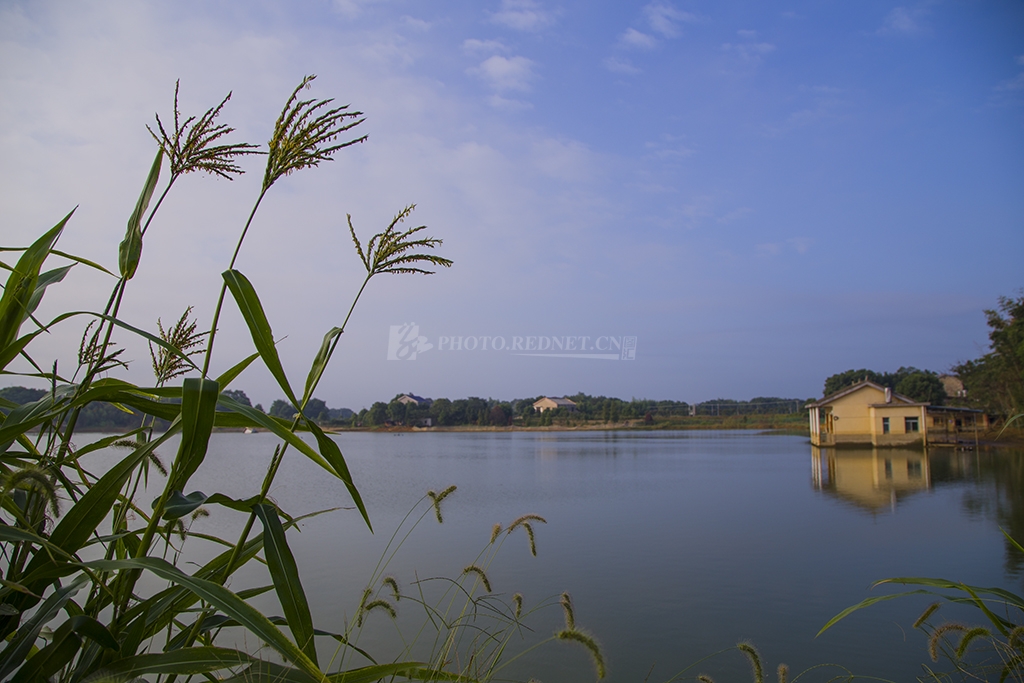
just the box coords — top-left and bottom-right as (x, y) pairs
(97, 646), (254, 678)
(216, 394), (336, 475)
(222, 269), (298, 406)
(816, 590), (929, 637)
(24, 265), (73, 321)
(0, 575), (88, 680)
(9, 626), (81, 683)
(303, 418), (370, 531)
(118, 148), (162, 280)
(168, 377), (219, 492)
(65, 615), (119, 650)
(161, 491), (263, 520)
(0, 210), (72, 351)
(85, 557), (325, 682)
(216, 351), (260, 389)
(255, 504), (318, 666)
(303, 327), (341, 405)
(50, 248), (115, 276)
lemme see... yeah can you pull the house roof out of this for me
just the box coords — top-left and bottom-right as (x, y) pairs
(534, 396), (577, 406)
(806, 380), (922, 408)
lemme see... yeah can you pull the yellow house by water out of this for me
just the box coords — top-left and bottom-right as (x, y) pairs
(807, 380), (929, 447)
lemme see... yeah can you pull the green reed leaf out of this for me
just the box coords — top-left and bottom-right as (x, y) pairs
(85, 557), (324, 683)
(95, 646), (255, 678)
(0, 209), (71, 352)
(303, 326), (341, 406)
(222, 269), (298, 407)
(9, 621), (81, 683)
(118, 148), (162, 280)
(0, 574), (88, 681)
(255, 503), (318, 666)
(168, 378), (219, 493)
(302, 417), (370, 530)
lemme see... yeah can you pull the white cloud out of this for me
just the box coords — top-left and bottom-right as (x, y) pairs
(490, 0), (554, 32)
(487, 94), (533, 110)
(604, 57), (641, 75)
(877, 6), (927, 35)
(721, 41), (776, 61)
(737, 29), (758, 38)
(400, 16), (432, 31)
(463, 38), (507, 54)
(643, 2), (695, 38)
(468, 55), (537, 92)
(620, 28), (658, 50)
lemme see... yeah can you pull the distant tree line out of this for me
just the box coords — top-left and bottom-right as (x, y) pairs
(822, 367), (947, 405)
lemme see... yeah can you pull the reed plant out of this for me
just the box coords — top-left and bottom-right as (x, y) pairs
(0, 76), (595, 683)
(820, 528), (1024, 682)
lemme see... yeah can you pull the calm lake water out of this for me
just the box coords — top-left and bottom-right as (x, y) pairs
(96, 430), (1024, 682)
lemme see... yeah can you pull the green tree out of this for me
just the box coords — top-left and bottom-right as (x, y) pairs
(368, 401), (388, 426)
(269, 399), (295, 419)
(222, 388), (252, 407)
(895, 371), (946, 405)
(955, 293), (1024, 415)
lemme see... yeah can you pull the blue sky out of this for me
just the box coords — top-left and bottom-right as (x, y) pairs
(1, 0), (1022, 410)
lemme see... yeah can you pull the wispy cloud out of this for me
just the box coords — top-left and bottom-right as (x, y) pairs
(645, 134), (694, 159)
(463, 38), (507, 54)
(604, 57), (642, 75)
(490, 0), (555, 32)
(995, 55), (1024, 91)
(721, 39), (776, 61)
(876, 6), (928, 35)
(644, 2), (695, 38)
(469, 54), (537, 92)
(620, 28), (658, 50)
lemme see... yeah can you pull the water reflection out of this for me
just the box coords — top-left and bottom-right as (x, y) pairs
(811, 446), (931, 512)
(813, 445), (1024, 573)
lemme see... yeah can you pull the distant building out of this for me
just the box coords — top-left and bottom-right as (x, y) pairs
(533, 397), (577, 413)
(396, 394), (432, 407)
(807, 380), (987, 447)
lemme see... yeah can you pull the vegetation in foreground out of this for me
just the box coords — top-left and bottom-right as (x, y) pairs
(0, 78), (604, 683)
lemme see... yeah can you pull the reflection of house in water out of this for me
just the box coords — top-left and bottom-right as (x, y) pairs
(811, 446), (932, 512)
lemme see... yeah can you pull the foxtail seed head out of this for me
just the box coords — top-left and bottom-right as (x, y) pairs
(697, 677), (715, 683)
(523, 522), (537, 556)
(462, 565), (492, 593)
(4, 466), (60, 518)
(737, 642), (763, 683)
(382, 576), (400, 602)
(955, 626), (991, 660)
(913, 602), (941, 629)
(512, 593), (523, 620)
(491, 523), (503, 544)
(560, 593), (575, 630)
(508, 514), (547, 531)
(427, 485), (457, 524)
(556, 629), (606, 680)
(929, 623), (967, 662)
(776, 663), (788, 683)
(1009, 625), (1024, 651)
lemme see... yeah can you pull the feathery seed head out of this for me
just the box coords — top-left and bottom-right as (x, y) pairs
(560, 592), (575, 630)
(263, 75), (367, 191)
(382, 576), (401, 602)
(737, 642), (763, 683)
(556, 629), (606, 680)
(491, 523), (503, 544)
(523, 522), (537, 556)
(150, 307), (205, 384)
(349, 206), (453, 278)
(4, 466), (60, 518)
(361, 599), (397, 622)
(149, 80), (259, 180)
(697, 677), (715, 683)
(955, 626), (991, 660)
(913, 602), (941, 629)
(462, 564), (492, 593)
(427, 485), (457, 524)
(1009, 625), (1024, 650)
(512, 593), (523, 620)
(776, 663), (788, 683)
(508, 513), (547, 531)
(929, 623), (967, 662)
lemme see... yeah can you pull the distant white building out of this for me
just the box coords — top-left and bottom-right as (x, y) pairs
(533, 397), (577, 413)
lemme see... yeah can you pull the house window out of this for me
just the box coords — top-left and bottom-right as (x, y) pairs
(882, 417), (890, 434)
(905, 416), (919, 433)
(907, 460), (922, 478)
